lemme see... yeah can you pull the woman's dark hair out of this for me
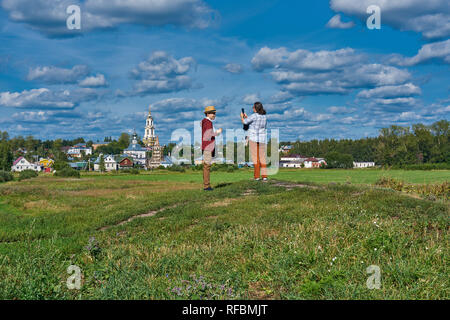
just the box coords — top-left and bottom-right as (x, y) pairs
(254, 102), (266, 115)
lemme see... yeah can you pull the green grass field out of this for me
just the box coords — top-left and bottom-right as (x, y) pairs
(0, 169), (448, 299)
(101, 168), (450, 185)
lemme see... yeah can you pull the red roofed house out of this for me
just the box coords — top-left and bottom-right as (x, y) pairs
(11, 157), (42, 172)
(304, 157), (327, 168)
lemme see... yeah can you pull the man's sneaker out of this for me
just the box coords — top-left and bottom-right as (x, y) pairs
(254, 178), (261, 181)
(262, 178), (268, 182)
(204, 187), (214, 191)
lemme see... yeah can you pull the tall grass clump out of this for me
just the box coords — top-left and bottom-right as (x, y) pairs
(54, 168), (81, 178)
(18, 169), (39, 181)
(0, 170), (13, 183)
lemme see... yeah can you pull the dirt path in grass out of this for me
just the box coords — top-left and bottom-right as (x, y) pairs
(98, 204), (179, 231)
(269, 179), (323, 191)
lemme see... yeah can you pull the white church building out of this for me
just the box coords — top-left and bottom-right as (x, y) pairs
(124, 132), (147, 166)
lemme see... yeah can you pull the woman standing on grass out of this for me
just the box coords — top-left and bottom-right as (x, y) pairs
(241, 102), (268, 181)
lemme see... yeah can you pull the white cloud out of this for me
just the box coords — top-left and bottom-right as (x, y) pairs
(269, 106), (333, 124)
(252, 46), (412, 96)
(224, 63), (244, 74)
(27, 65), (89, 84)
(0, 87), (99, 109)
(2, 0), (217, 36)
(12, 110), (49, 122)
(133, 77), (192, 95)
(269, 91), (294, 103)
(394, 111), (422, 121)
(0, 88), (74, 108)
(79, 74), (108, 87)
(326, 14), (355, 29)
(252, 46), (362, 71)
(131, 51), (195, 79)
(149, 96), (231, 114)
(330, 0), (450, 40)
(365, 97), (420, 114)
(388, 39), (450, 66)
(357, 83), (421, 99)
(242, 93), (261, 105)
(327, 106), (356, 114)
(129, 51), (196, 95)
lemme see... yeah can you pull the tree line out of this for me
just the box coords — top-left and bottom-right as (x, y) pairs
(282, 120), (449, 168)
(0, 120), (448, 171)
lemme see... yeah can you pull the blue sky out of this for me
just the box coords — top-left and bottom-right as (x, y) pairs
(0, 0), (449, 144)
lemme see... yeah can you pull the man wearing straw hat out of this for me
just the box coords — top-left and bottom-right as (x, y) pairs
(201, 106), (222, 191)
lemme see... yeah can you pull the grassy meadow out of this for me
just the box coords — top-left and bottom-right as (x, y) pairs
(0, 168), (448, 299)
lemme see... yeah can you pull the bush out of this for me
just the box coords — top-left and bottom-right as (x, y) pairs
(168, 165), (186, 173)
(53, 161), (70, 171)
(324, 152), (354, 169)
(376, 177), (449, 200)
(375, 177), (404, 191)
(18, 169), (38, 181)
(0, 170), (13, 183)
(211, 164), (238, 172)
(120, 168), (139, 174)
(54, 168), (80, 178)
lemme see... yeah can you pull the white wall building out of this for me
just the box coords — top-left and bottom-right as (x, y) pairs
(353, 162), (376, 168)
(11, 157), (41, 172)
(280, 155), (308, 162)
(94, 154), (119, 171)
(281, 162), (303, 168)
(304, 158), (326, 168)
(67, 143), (92, 158)
(124, 132), (147, 166)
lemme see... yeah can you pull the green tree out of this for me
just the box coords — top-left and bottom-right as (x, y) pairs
(324, 151), (354, 169)
(0, 141), (13, 171)
(99, 154), (106, 172)
(1, 131), (9, 141)
(118, 133), (131, 149)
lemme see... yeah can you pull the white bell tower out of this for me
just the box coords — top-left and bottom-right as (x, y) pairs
(143, 105), (156, 147)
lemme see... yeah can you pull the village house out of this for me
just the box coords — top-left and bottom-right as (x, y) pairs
(279, 145), (293, 155)
(353, 162), (376, 168)
(118, 156), (134, 169)
(60, 146), (71, 154)
(39, 158), (54, 173)
(67, 143), (92, 158)
(281, 161), (303, 168)
(280, 154), (308, 162)
(69, 162), (88, 171)
(11, 156), (41, 172)
(94, 154), (119, 172)
(280, 154), (308, 168)
(304, 157), (327, 168)
(15, 148), (28, 155)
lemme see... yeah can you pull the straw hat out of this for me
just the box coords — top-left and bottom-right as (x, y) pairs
(204, 106), (216, 113)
